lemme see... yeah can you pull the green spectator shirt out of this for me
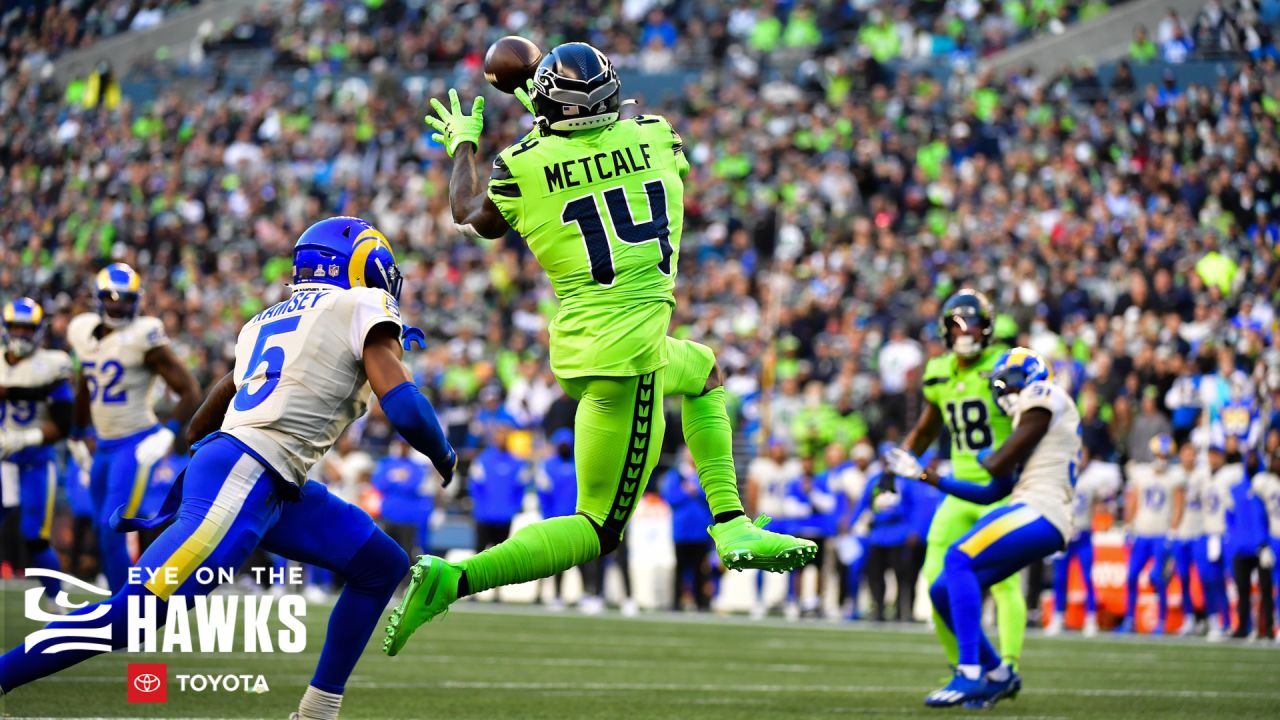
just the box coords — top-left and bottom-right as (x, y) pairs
(488, 116), (689, 379)
(920, 345), (1012, 484)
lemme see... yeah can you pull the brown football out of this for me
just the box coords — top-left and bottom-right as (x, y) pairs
(484, 36), (543, 94)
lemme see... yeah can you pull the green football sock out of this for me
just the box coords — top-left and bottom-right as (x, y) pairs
(460, 514), (601, 596)
(682, 387), (744, 518)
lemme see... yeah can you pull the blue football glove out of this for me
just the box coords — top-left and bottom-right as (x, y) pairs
(401, 325), (427, 352)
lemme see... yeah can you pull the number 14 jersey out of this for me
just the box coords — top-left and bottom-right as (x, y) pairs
(488, 115), (689, 379)
(222, 286), (401, 485)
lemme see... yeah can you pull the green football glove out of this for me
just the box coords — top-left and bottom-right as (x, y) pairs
(513, 79), (536, 115)
(424, 89), (484, 157)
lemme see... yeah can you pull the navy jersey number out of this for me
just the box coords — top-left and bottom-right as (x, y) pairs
(562, 180), (672, 286)
(944, 399), (993, 452)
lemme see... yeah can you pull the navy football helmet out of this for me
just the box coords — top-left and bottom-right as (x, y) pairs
(531, 43), (621, 133)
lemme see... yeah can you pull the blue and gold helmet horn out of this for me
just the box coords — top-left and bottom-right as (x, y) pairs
(2, 297), (46, 358)
(990, 346), (1052, 416)
(292, 217), (403, 302)
(95, 263), (142, 328)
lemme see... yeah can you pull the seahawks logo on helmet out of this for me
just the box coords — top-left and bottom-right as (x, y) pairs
(531, 43), (622, 133)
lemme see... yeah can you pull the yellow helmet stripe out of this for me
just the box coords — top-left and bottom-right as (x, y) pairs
(347, 229), (394, 290)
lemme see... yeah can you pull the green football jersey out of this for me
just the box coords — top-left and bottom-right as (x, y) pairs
(488, 115), (689, 379)
(920, 345), (1011, 484)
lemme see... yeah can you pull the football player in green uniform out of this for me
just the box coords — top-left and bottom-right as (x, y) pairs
(384, 43), (814, 655)
(885, 290), (1027, 669)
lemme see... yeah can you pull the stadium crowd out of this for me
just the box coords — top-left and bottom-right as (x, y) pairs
(2, 0), (1280, 638)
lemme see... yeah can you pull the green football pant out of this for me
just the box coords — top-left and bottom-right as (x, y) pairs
(563, 336), (744, 533)
(923, 495), (1027, 667)
(460, 338), (742, 595)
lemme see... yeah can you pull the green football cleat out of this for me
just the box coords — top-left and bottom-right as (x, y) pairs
(708, 515), (818, 573)
(383, 555), (462, 656)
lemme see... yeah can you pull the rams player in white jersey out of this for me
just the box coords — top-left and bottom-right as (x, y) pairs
(0, 217), (458, 720)
(891, 348), (1080, 709)
(1119, 434), (1186, 634)
(1172, 441), (1208, 634)
(1047, 447), (1118, 637)
(66, 263), (201, 591)
(0, 299), (74, 605)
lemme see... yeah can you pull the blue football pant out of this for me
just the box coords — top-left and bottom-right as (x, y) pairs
(0, 459), (62, 599)
(931, 504), (1064, 670)
(89, 426), (169, 592)
(1127, 535), (1171, 627)
(1171, 539), (1201, 619)
(0, 436), (408, 694)
(1194, 535), (1230, 630)
(1052, 531), (1096, 615)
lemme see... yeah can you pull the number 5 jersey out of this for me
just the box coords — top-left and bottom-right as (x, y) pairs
(221, 286), (402, 485)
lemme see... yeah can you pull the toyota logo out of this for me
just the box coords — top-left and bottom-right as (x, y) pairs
(133, 673), (162, 693)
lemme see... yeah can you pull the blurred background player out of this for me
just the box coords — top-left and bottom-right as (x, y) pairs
(833, 440), (877, 620)
(1047, 448), (1116, 637)
(1120, 434), (1185, 634)
(910, 348), (1079, 709)
(1172, 441), (1208, 635)
(66, 263), (201, 591)
(1251, 447), (1280, 641)
(0, 298), (74, 606)
(746, 438), (801, 618)
(1201, 442), (1237, 640)
(535, 428), (577, 609)
(661, 448), (714, 612)
(890, 290), (1026, 669)
(386, 43), (816, 654)
(0, 216), (458, 720)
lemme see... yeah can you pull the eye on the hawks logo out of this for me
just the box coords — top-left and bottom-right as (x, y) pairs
(127, 663), (167, 703)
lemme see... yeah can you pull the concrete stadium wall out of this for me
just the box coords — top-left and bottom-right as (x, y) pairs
(53, 0), (266, 83)
(980, 0), (1209, 75)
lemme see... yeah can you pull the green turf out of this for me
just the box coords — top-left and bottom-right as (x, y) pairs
(2, 585), (1278, 719)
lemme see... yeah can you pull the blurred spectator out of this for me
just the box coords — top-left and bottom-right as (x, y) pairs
(784, 454), (838, 617)
(468, 426), (530, 555)
(852, 471), (918, 622)
(661, 449), (714, 612)
(535, 428), (577, 608)
(373, 437), (437, 559)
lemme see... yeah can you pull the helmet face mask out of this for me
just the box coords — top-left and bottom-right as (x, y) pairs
(989, 347), (1052, 416)
(939, 289), (994, 359)
(532, 43), (621, 133)
(3, 298), (45, 358)
(95, 263), (142, 329)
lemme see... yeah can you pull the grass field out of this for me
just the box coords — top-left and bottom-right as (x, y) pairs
(2, 585), (1278, 719)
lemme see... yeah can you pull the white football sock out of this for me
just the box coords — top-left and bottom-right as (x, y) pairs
(297, 685), (343, 720)
(957, 664), (983, 680)
(987, 662), (1011, 682)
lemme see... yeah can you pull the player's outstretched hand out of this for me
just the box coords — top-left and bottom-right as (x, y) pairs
(424, 89), (484, 157)
(434, 448), (458, 488)
(513, 79), (535, 115)
(886, 446), (923, 480)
